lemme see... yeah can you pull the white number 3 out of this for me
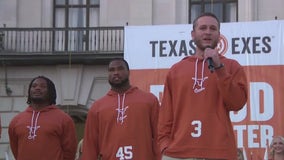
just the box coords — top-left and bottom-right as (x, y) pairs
(191, 120), (202, 137)
(116, 146), (133, 160)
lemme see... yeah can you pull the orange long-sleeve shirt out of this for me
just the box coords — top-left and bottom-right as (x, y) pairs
(8, 105), (78, 160)
(82, 86), (161, 160)
(158, 55), (248, 159)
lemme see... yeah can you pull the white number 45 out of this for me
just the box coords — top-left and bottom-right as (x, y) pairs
(116, 146), (133, 160)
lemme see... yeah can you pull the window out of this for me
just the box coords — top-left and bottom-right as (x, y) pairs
(53, 0), (100, 52)
(189, 0), (238, 23)
(53, 0), (99, 28)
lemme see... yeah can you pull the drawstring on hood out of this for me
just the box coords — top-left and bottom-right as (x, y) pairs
(27, 110), (41, 140)
(192, 58), (208, 93)
(116, 93), (128, 124)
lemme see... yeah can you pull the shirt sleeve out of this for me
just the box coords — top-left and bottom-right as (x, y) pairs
(150, 95), (162, 159)
(8, 118), (18, 159)
(157, 74), (174, 153)
(62, 115), (78, 160)
(216, 60), (248, 111)
(81, 107), (99, 160)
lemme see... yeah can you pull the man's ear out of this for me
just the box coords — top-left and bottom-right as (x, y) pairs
(191, 30), (195, 41)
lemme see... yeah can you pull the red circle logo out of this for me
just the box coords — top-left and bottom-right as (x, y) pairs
(217, 34), (228, 55)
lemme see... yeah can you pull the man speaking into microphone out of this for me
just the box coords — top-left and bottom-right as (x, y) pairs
(158, 12), (248, 160)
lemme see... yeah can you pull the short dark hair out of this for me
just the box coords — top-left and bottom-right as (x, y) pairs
(27, 76), (57, 105)
(192, 12), (220, 30)
(108, 58), (130, 71)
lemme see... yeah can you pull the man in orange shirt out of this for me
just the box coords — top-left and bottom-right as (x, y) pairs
(8, 76), (77, 160)
(82, 58), (161, 160)
(158, 12), (248, 160)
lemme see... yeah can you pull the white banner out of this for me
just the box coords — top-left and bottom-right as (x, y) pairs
(125, 20), (284, 69)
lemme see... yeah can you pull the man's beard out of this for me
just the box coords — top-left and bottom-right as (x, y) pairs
(30, 97), (46, 104)
(195, 39), (218, 51)
(109, 78), (129, 88)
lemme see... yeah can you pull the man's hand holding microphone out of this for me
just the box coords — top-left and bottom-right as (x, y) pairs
(204, 47), (224, 73)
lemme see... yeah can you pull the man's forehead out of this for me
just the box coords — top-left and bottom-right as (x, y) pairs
(196, 16), (219, 26)
(31, 79), (48, 87)
(33, 78), (47, 83)
(109, 60), (126, 68)
(110, 60), (122, 65)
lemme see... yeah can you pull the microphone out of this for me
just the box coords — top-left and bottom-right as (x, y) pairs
(207, 57), (214, 73)
(205, 46), (214, 73)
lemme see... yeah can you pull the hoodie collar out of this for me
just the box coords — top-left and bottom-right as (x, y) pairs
(26, 105), (57, 112)
(107, 86), (138, 96)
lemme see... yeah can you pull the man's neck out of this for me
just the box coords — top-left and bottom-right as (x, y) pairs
(31, 103), (50, 110)
(112, 85), (131, 94)
(194, 48), (205, 59)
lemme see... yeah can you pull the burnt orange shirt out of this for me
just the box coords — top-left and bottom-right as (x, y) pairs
(158, 55), (248, 159)
(82, 86), (161, 160)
